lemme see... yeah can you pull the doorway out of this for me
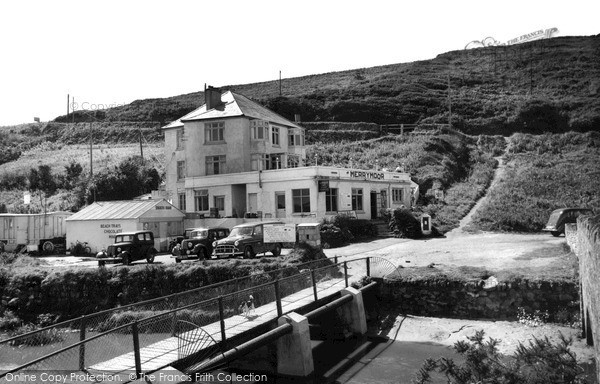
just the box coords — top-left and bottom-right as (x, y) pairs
(275, 192), (286, 218)
(370, 191), (378, 220)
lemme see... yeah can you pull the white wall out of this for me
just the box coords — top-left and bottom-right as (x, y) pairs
(66, 219), (138, 253)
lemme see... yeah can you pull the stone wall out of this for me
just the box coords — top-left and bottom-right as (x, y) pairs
(572, 214), (600, 383)
(380, 277), (577, 320)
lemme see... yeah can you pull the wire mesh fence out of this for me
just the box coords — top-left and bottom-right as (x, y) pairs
(1, 255), (395, 380)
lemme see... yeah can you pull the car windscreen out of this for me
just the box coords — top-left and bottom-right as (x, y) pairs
(190, 230), (208, 239)
(229, 227), (253, 236)
(115, 235), (133, 242)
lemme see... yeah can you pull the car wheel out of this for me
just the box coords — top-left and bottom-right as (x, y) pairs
(551, 231), (561, 237)
(271, 244), (282, 257)
(244, 246), (255, 259)
(198, 248), (207, 261)
(121, 252), (131, 265)
(43, 241), (55, 254)
(84, 246), (92, 255)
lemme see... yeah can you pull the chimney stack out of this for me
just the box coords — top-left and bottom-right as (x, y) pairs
(204, 85), (223, 110)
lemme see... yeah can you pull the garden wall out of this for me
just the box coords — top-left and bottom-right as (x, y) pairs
(569, 214), (600, 383)
(379, 276), (577, 320)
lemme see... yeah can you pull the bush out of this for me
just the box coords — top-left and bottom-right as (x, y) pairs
(413, 331), (588, 384)
(384, 208), (422, 239)
(320, 223), (353, 248)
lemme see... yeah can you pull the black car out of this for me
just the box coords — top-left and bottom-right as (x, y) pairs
(96, 231), (158, 266)
(168, 228), (197, 253)
(543, 208), (594, 236)
(172, 227), (229, 262)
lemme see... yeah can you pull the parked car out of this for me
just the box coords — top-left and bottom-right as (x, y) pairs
(212, 221), (283, 259)
(96, 231), (158, 266)
(543, 208), (594, 237)
(168, 228), (196, 253)
(172, 227), (230, 262)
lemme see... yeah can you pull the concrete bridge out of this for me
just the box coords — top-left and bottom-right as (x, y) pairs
(0, 256), (396, 383)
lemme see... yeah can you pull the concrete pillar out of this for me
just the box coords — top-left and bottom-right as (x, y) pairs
(340, 287), (367, 335)
(276, 312), (314, 377)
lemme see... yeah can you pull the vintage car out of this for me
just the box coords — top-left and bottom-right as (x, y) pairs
(543, 208), (594, 237)
(212, 221), (283, 259)
(171, 227), (230, 262)
(168, 228), (197, 253)
(96, 230), (158, 266)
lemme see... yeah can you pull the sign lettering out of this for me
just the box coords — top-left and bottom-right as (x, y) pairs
(349, 171), (384, 180)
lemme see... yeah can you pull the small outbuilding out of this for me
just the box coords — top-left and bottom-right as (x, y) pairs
(66, 199), (185, 253)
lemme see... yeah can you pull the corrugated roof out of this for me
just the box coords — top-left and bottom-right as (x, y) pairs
(66, 200), (181, 221)
(162, 91), (302, 130)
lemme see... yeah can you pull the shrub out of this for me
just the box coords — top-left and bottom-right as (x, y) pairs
(384, 208), (422, 239)
(0, 310), (21, 331)
(320, 223), (353, 248)
(413, 331), (587, 384)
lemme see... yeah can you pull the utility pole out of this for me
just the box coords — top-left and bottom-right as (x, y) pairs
(89, 122), (96, 203)
(447, 73), (452, 128)
(72, 97), (75, 123)
(67, 94), (70, 119)
(279, 70), (282, 96)
(89, 122), (93, 177)
(139, 129), (144, 164)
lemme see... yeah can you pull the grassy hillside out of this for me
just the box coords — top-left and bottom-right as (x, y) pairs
(52, 35), (600, 134)
(469, 131), (600, 232)
(306, 132), (503, 233)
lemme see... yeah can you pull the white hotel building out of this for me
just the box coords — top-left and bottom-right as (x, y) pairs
(162, 87), (418, 223)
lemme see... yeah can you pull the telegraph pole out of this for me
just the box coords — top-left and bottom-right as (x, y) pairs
(139, 129), (144, 164)
(447, 73), (452, 128)
(89, 122), (93, 177)
(279, 70), (282, 96)
(89, 122), (96, 203)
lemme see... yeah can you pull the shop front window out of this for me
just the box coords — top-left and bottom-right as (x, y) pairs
(352, 188), (363, 211)
(292, 188), (311, 213)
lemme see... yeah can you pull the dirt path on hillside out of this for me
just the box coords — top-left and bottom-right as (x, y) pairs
(446, 154), (507, 236)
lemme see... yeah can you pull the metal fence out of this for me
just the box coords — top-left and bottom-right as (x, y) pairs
(0, 256), (395, 381)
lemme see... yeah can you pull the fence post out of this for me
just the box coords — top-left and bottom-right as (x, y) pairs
(78, 316), (86, 371)
(274, 280), (283, 317)
(218, 296), (226, 342)
(310, 270), (318, 301)
(344, 262), (349, 287)
(334, 256), (338, 265)
(132, 322), (142, 378)
(171, 295), (179, 337)
(366, 257), (371, 277)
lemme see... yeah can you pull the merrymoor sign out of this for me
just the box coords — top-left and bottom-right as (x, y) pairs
(348, 170), (385, 180)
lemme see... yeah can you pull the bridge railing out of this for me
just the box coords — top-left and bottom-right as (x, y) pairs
(1, 256), (394, 380)
(0, 257), (333, 347)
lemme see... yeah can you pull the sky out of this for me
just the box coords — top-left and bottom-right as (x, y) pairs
(0, 0), (598, 126)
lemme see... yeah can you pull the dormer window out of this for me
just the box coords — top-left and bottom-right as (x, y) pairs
(250, 120), (267, 140)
